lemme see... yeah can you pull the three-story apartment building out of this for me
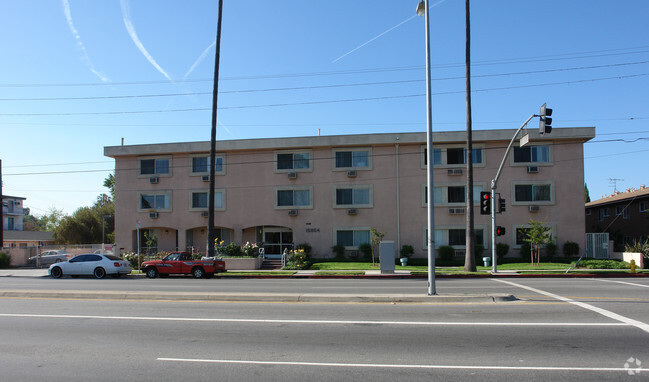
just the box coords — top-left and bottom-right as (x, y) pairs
(105, 127), (594, 258)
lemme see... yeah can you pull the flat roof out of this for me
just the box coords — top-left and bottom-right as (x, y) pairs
(105, 127), (596, 158)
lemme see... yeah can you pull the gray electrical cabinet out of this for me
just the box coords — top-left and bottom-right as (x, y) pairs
(379, 241), (395, 274)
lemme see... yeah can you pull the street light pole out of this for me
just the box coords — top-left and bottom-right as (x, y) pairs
(417, 0), (436, 295)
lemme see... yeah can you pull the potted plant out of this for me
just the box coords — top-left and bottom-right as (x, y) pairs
(399, 244), (414, 266)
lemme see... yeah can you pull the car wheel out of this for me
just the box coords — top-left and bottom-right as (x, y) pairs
(192, 267), (205, 279)
(93, 267), (106, 279)
(145, 267), (158, 278)
(51, 267), (63, 279)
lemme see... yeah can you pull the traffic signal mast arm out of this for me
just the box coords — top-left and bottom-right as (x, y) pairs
(490, 110), (545, 273)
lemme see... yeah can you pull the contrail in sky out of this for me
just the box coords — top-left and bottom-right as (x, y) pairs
(120, 0), (173, 82)
(332, 0), (449, 63)
(184, 40), (216, 80)
(61, 0), (109, 82)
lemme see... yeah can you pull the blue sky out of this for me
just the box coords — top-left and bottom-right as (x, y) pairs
(1, 0), (648, 216)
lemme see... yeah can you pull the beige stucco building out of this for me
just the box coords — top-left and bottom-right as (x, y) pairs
(105, 127), (595, 259)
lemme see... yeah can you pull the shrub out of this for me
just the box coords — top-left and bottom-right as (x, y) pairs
(474, 244), (485, 260)
(563, 241), (580, 256)
(332, 245), (346, 259)
(282, 248), (311, 270)
(400, 245), (414, 258)
(545, 242), (558, 258)
(122, 251), (140, 269)
(241, 242), (260, 257)
(496, 243), (509, 261)
(439, 246), (455, 262)
(359, 243), (373, 260)
(0, 252), (10, 269)
(296, 243), (312, 257)
(577, 259), (628, 269)
(223, 242), (243, 257)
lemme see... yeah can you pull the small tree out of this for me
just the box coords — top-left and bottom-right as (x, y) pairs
(524, 220), (553, 265)
(400, 245), (414, 259)
(370, 227), (386, 265)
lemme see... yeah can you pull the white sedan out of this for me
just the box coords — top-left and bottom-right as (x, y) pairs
(49, 254), (132, 279)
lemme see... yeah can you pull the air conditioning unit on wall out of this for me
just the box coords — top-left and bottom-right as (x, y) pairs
(527, 166), (539, 173)
(447, 169), (463, 175)
(287, 172), (298, 179)
(448, 208), (465, 215)
(347, 209), (358, 215)
(149, 177), (159, 184)
(201, 175), (210, 182)
(347, 170), (357, 178)
(288, 209), (298, 216)
(201, 211), (209, 217)
(529, 205), (540, 212)
(149, 212), (159, 218)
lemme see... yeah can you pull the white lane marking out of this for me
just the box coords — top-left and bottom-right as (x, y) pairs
(157, 358), (649, 372)
(594, 279), (649, 288)
(0, 313), (628, 327)
(493, 279), (649, 334)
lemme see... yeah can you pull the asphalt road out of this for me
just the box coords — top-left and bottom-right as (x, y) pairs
(1, 277), (648, 381)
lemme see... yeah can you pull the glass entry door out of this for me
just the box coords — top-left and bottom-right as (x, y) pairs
(262, 227), (293, 258)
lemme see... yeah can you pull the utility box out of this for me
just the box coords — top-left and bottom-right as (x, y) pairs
(379, 241), (395, 274)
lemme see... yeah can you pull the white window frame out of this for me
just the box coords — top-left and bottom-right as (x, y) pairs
(512, 223), (557, 248)
(421, 144), (485, 168)
(511, 181), (554, 205)
(424, 225), (488, 249)
(333, 227), (371, 249)
(639, 201), (648, 213)
(190, 154), (225, 176)
(274, 150), (313, 173)
(333, 185), (373, 208)
(138, 156), (172, 177)
(332, 148), (372, 171)
(275, 186), (313, 209)
(189, 189), (225, 211)
(422, 183), (486, 206)
(511, 145), (552, 166)
(137, 191), (172, 212)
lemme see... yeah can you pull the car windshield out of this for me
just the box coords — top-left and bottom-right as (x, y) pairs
(165, 253), (181, 261)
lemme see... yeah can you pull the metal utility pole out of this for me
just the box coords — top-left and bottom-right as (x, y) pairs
(208, 0), (224, 258)
(0, 160), (4, 248)
(417, 0), (436, 295)
(464, 0), (476, 272)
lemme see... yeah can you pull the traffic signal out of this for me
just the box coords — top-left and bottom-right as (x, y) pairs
(496, 226), (506, 236)
(480, 191), (491, 215)
(539, 103), (552, 135)
(499, 198), (506, 213)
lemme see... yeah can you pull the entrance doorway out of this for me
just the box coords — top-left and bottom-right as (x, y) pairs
(262, 227), (293, 258)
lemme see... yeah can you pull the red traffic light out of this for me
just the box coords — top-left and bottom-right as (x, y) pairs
(496, 226), (506, 236)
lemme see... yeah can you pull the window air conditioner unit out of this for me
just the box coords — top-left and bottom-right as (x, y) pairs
(447, 168), (463, 175)
(288, 209), (298, 216)
(347, 208), (358, 215)
(529, 205), (540, 212)
(448, 208), (465, 215)
(347, 170), (357, 178)
(287, 172), (298, 179)
(201, 211), (209, 217)
(201, 175), (210, 182)
(527, 166), (539, 173)
(149, 212), (159, 219)
(149, 177), (159, 184)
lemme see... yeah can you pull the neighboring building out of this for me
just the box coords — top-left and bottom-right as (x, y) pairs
(105, 127), (595, 258)
(2, 230), (55, 248)
(585, 186), (649, 250)
(2, 195), (25, 232)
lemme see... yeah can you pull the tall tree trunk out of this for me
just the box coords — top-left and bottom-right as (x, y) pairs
(464, 0), (476, 272)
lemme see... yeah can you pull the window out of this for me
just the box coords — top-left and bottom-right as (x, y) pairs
(516, 228), (531, 246)
(426, 184), (484, 205)
(140, 158), (170, 175)
(335, 228), (371, 248)
(276, 152), (310, 171)
(276, 187), (312, 208)
(428, 227), (485, 248)
(616, 205), (630, 219)
(513, 145), (550, 163)
(447, 186), (466, 204)
(639, 201), (648, 213)
(599, 208), (609, 221)
(514, 184), (551, 202)
(334, 186), (372, 207)
(191, 155), (224, 174)
(139, 193), (171, 210)
(334, 149), (370, 169)
(423, 147), (483, 166)
(190, 190), (225, 210)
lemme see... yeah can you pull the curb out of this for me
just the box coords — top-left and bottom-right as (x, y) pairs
(0, 289), (516, 304)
